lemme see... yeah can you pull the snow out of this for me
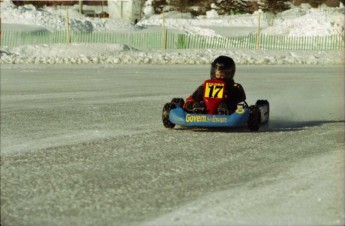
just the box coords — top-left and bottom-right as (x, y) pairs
(1, 43), (343, 65)
(1, 0), (344, 65)
(0, 1), (344, 225)
(262, 6), (345, 36)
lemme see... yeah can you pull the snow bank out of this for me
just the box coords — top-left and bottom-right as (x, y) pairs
(2, 0), (344, 36)
(1, 44), (343, 65)
(262, 7), (345, 36)
(1, 0), (344, 65)
(1, 0), (138, 32)
(138, 5), (345, 37)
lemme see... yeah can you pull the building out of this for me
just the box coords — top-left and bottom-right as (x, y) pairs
(107, 0), (143, 23)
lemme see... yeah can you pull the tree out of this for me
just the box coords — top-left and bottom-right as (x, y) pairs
(262, 0), (291, 13)
(213, 0), (253, 15)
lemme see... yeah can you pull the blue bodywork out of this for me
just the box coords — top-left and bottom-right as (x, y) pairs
(169, 107), (250, 127)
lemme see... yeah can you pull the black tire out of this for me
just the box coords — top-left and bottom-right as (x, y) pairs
(256, 99), (270, 123)
(171, 98), (185, 107)
(248, 105), (260, 131)
(162, 103), (176, 128)
(256, 99), (269, 108)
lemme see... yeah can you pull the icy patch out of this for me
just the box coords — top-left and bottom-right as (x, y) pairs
(141, 149), (345, 226)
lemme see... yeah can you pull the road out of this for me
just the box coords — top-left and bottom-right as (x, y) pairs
(1, 64), (344, 226)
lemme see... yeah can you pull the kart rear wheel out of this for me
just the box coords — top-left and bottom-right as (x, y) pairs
(256, 100), (270, 123)
(171, 98), (185, 107)
(248, 105), (260, 131)
(162, 103), (176, 128)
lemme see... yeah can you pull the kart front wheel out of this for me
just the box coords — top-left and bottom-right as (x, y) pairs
(162, 103), (176, 128)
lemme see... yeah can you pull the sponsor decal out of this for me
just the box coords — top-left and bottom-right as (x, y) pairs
(185, 114), (207, 122)
(206, 115), (227, 123)
(235, 108), (245, 114)
(185, 114), (227, 123)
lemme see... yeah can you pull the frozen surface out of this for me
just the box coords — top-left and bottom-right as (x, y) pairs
(1, 1), (344, 225)
(1, 64), (344, 226)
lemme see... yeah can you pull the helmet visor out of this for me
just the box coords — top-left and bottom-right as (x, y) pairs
(211, 66), (234, 80)
(214, 69), (231, 79)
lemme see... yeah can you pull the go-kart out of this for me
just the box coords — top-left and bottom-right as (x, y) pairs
(162, 79), (269, 131)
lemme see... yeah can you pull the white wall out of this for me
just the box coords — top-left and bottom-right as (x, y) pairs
(108, 0), (142, 22)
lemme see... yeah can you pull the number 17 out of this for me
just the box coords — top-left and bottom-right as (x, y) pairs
(206, 83), (224, 98)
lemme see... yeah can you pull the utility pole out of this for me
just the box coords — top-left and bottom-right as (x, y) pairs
(66, 8), (71, 44)
(257, 9), (262, 50)
(79, 0), (83, 14)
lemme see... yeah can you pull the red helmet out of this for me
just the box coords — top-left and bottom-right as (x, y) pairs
(210, 56), (236, 82)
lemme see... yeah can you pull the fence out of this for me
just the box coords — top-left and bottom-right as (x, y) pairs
(1, 30), (344, 51)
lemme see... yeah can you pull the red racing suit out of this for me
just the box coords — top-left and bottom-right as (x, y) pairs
(183, 79), (246, 113)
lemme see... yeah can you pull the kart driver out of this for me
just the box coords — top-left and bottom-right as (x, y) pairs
(183, 55), (246, 115)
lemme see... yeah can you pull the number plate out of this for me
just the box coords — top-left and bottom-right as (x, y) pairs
(204, 82), (224, 99)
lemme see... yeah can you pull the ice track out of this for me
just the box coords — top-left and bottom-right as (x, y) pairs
(1, 64), (344, 226)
